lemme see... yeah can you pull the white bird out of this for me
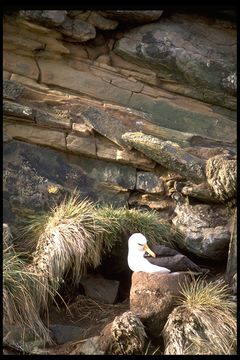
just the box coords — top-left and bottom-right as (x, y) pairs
(127, 233), (171, 273)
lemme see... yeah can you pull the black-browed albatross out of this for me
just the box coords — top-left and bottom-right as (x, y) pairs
(128, 233), (208, 273)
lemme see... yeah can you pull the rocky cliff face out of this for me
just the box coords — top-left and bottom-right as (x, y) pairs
(3, 11), (236, 243)
(2, 11), (237, 355)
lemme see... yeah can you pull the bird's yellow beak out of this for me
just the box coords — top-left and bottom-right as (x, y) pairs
(143, 244), (156, 258)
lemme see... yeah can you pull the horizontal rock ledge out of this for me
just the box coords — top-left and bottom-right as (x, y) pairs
(122, 132), (206, 184)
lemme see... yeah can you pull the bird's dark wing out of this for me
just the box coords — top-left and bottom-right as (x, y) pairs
(146, 254), (206, 273)
(148, 244), (179, 257)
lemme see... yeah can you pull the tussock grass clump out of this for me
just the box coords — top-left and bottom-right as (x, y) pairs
(163, 276), (237, 355)
(3, 245), (53, 347)
(23, 193), (106, 311)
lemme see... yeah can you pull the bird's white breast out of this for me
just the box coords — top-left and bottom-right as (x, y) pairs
(128, 250), (170, 273)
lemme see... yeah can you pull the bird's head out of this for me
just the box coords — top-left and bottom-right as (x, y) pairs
(128, 233), (156, 257)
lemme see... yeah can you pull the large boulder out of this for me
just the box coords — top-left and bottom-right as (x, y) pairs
(130, 271), (190, 338)
(172, 203), (231, 260)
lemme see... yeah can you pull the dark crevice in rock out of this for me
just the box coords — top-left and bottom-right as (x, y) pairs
(34, 57), (42, 84)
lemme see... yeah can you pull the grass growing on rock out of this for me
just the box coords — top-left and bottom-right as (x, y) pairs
(163, 276), (237, 355)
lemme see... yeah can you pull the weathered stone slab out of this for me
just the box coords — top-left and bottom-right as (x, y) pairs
(59, 17), (96, 42)
(3, 32), (44, 53)
(90, 66), (143, 92)
(136, 172), (165, 194)
(3, 100), (35, 121)
(4, 18), (70, 56)
(68, 11), (90, 20)
(93, 103), (198, 148)
(3, 124), (12, 143)
(4, 122), (66, 150)
(3, 80), (25, 101)
(96, 135), (155, 170)
(10, 74), (50, 91)
(128, 92), (236, 143)
(96, 54), (111, 65)
(115, 13), (236, 104)
(19, 10), (67, 27)
(81, 107), (130, 148)
(110, 51), (157, 77)
(122, 133), (206, 184)
(185, 146), (234, 160)
(66, 133), (96, 156)
(35, 110), (71, 129)
(38, 59), (132, 106)
(3, 51), (39, 80)
(145, 79), (237, 111)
